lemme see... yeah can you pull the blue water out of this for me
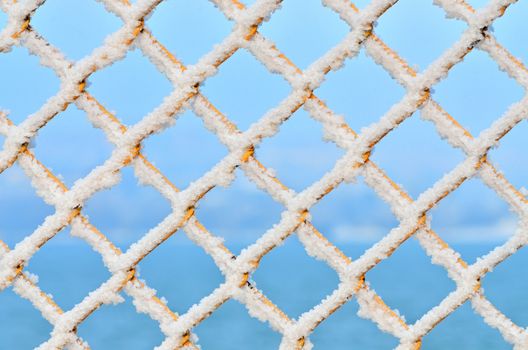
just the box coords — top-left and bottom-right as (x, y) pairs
(0, 237), (526, 349)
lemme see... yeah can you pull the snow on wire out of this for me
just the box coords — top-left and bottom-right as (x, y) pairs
(0, 0), (527, 349)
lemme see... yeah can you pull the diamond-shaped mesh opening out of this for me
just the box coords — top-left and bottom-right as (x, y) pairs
(31, 104), (113, 187)
(370, 111), (465, 199)
(314, 49), (406, 130)
(200, 49), (290, 130)
(488, 120), (528, 191)
(492, 0), (528, 65)
(259, 0), (349, 69)
(375, 0), (466, 70)
(0, 288), (52, 349)
(0, 46), (60, 125)
(138, 231), (224, 315)
(0, 164), (54, 247)
(310, 297), (399, 349)
(28, 227), (111, 310)
(433, 49), (524, 135)
(429, 178), (517, 263)
(142, 111), (228, 189)
(194, 169), (283, 254)
(77, 294), (164, 349)
(147, 0), (232, 65)
(482, 245), (528, 327)
(193, 299), (281, 349)
(31, 0), (122, 60)
(309, 177), (399, 257)
(82, 166), (172, 250)
(257, 109), (344, 192)
(366, 239), (456, 324)
(252, 234), (339, 319)
(422, 302), (510, 349)
(87, 48), (173, 125)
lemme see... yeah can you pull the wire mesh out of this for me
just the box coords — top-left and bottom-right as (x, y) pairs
(0, 0), (527, 349)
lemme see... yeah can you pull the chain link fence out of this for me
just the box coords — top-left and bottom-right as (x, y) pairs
(0, 0), (527, 348)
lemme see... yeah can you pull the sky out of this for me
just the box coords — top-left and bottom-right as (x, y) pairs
(0, 0), (527, 250)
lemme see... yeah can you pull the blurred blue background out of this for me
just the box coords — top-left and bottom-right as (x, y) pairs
(0, 0), (527, 349)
